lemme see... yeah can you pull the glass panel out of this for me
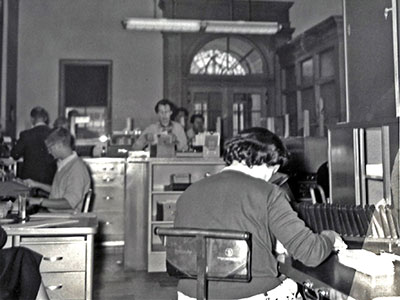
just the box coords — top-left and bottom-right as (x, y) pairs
(301, 58), (313, 85)
(66, 106), (106, 139)
(301, 88), (316, 135)
(320, 49), (335, 78)
(251, 94), (261, 110)
(367, 180), (384, 205)
(365, 128), (382, 165)
(285, 66), (296, 91)
(233, 103), (239, 135)
(286, 92), (297, 136)
(190, 37), (264, 75)
(251, 94), (261, 127)
(320, 82), (340, 127)
(239, 103), (244, 131)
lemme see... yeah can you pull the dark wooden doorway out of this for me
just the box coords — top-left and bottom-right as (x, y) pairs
(59, 59), (112, 135)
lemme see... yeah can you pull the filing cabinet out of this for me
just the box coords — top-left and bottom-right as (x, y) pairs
(84, 158), (126, 246)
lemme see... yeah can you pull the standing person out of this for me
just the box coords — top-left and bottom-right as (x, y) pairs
(132, 99), (188, 151)
(24, 127), (90, 213)
(186, 114), (205, 147)
(173, 107), (189, 131)
(11, 107), (56, 185)
(174, 127), (346, 300)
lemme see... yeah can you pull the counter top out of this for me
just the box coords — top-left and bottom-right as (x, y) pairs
(279, 253), (400, 299)
(3, 213), (98, 236)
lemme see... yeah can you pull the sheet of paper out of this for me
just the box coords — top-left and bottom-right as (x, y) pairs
(338, 249), (394, 277)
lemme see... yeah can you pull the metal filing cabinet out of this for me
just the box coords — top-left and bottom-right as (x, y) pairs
(21, 236), (87, 299)
(84, 158), (125, 246)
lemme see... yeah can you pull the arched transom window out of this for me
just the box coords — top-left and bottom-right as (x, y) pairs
(190, 37), (264, 76)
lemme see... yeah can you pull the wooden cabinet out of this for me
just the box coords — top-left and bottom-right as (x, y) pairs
(147, 158), (225, 272)
(277, 16), (345, 136)
(84, 158), (125, 246)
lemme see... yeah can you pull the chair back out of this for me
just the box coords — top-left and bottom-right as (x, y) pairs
(155, 227), (251, 300)
(81, 188), (93, 213)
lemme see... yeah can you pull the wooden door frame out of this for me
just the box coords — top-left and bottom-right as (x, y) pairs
(188, 85), (267, 139)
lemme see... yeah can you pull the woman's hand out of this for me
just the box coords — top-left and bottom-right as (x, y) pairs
(321, 230), (348, 251)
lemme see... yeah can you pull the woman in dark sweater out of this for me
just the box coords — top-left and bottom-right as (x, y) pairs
(174, 127), (347, 300)
(0, 225), (48, 300)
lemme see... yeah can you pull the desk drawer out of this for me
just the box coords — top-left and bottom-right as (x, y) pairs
(92, 174), (124, 187)
(42, 272), (85, 300)
(97, 211), (124, 236)
(86, 161), (125, 174)
(93, 187), (124, 211)
(21, 242), (86, 272)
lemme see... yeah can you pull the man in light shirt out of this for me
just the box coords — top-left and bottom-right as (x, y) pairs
(132, 99), (188, 151)
(25, 127), (90, 213)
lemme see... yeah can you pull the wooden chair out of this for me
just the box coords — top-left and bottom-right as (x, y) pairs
(155, 227), (251, 300)
(81, 188), (93, 213)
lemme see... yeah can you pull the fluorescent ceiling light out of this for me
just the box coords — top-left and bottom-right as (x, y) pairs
(205, 20), (280, 35)
(123, 18), (201, 32)
(122, 18), (281, 35)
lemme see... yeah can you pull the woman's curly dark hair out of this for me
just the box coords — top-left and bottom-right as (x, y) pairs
(223, 127), (289, 167)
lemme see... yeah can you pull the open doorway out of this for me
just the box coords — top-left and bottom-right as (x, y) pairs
(59, 59), (112, 139)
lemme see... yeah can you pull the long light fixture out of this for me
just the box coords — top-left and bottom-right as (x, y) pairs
(122, 18), (281, 35)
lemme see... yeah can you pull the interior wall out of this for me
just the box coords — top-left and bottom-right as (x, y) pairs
(17, 0), (163, 133)
(290, 0), (342, 37)
(16, 0), (343, 135)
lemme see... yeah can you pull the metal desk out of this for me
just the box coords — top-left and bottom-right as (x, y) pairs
(3, 213), (98, 300)
(279, 253), (400, 300)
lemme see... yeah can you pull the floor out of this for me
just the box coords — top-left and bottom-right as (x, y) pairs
(93, 247), (178, 300)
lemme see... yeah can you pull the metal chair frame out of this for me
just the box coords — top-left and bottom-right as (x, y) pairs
(155, 227), (251, 300)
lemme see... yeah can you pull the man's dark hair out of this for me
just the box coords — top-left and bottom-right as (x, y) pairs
(190, 114), (204, 124)
(223, 127), (289, 167)
(154, 99), (175, 113)
(46, 127), (72, 148)
(30, 106), (49, 124)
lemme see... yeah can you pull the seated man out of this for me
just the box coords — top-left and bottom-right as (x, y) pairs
(132, 99), (188, 152)
(174, 127), (346, 300)
(25, 127), (90, 213)
(0, 225), (49, 300)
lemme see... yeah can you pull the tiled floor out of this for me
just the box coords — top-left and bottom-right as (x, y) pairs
(93, 247), (178, 300)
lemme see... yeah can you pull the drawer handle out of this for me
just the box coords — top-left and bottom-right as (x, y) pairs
(43, 256), (63, 262)
(103, 177), (115, 182)
(46, 284), (63, 291)
(104, 196), (113, 201)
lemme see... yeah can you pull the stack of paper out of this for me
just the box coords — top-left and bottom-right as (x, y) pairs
(338, 249), (394, 277)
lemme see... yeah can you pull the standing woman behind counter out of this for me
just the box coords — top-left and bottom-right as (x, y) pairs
(132, 99), (188, 151)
